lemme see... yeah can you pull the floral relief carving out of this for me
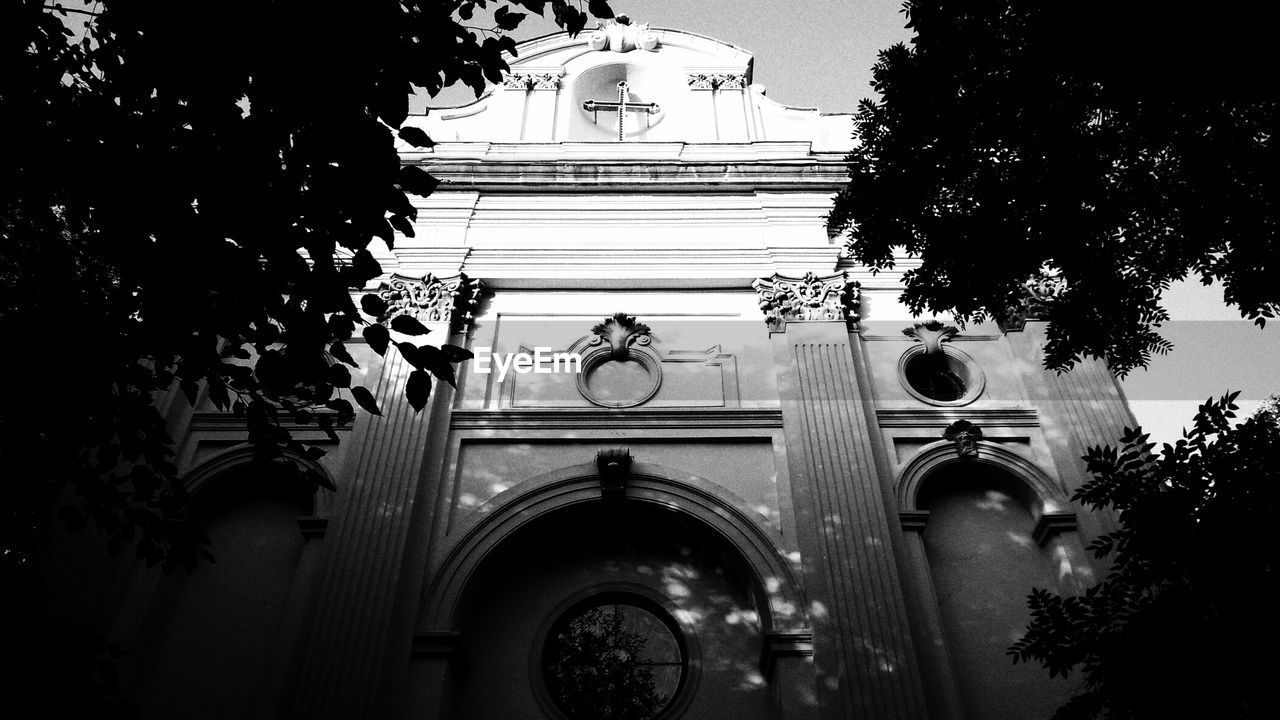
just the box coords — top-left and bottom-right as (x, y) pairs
(752, 272), (860, 332)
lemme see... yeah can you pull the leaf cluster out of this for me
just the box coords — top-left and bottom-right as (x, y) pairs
(1009, 393), (1280, 720)
(0, 0), (609, 580)
(831, 1), (1280, 374)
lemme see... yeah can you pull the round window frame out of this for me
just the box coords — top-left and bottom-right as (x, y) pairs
(576, 346), (663, 409)
(897, 344), (985, 407)
(531, 584), (700, 720)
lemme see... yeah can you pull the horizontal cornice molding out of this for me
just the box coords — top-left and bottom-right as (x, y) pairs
(875, 407), (1040, 428)
(449, 407), (784, 430)
(410, 159), (851, 191)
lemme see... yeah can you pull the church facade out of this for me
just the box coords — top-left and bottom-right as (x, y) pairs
(67, 23), (1135, 720)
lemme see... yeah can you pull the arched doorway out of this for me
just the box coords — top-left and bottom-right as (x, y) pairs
(454, 501), (777, 720)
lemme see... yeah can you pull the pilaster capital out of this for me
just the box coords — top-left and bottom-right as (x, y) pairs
(752, 271), (860, 333)
(686, 72), (746, 90)
(1000, 271), (1067, 332)
(502, 71), (563, 90)
(376, 272), (484, 334)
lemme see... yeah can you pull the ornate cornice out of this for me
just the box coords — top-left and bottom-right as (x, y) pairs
(687, 73), (746, 90)
(501, 71), (562, 90)
(902, 320), (959, 356)
(1000, 271), (1068, 332)
(585, 16), (659, 53)
(752, 271), (860, 332)
(376, 272), (482, 333)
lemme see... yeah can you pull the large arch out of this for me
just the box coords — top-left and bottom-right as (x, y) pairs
(418, 461), (807, 635)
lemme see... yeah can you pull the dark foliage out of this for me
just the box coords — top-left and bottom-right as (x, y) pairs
(2, 0), (608, 713)
(830, 1), (1280, 374)
(1010, 394), (1280, 720)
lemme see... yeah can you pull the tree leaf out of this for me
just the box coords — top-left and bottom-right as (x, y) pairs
(439, 343), (474, 362)
(327, 363), (352, 388)
(406, 370), (432, 412)
(391, 314), (431, 336)
(349, 386), (381, 416)
(399, 166), (441, 198)
(360, 293), (388, 318)
(398, 126), (436, 148)
(362, 324), (391, 355)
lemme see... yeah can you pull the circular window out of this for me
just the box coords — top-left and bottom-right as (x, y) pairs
(542, 596), (686, 720)
(898, 345), (984, 406)
(576, 349), (662, 408)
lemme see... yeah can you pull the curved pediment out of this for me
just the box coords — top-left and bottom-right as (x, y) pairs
(408, 24), (853, 150)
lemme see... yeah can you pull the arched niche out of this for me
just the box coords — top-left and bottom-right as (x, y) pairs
(895, 441), (1078, 720)
(127, 447), (325, 719)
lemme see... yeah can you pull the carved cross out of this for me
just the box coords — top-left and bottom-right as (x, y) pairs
(582, 81), (660, 141)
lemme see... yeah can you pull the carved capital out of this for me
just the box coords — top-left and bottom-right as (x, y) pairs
(589, 313), (653, 361)
(586, 16), (659, 53)
(376, 272), (482, 333)
(942, 420), (983, 457)
(752, 272), (860, 332)
(502, 71), (562, 90)
(596, 448), (633, 500)
(1000, 271), (1067, 332)
(903, 320), (959, 356)
(687, 73), (746, 90)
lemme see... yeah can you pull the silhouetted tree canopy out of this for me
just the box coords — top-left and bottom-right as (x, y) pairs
(1010, 393), (1280, 720)
(1, 0), (611, 577)
(829, 1), (1280, 374)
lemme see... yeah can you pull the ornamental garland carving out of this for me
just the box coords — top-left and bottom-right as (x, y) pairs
(376, 272), (482, 332)
(501, 72), (562, 90)
(902, 320), (959, 356)
(585, 16), (659, 53)
(589, 313), (653, 361)
(687, 73), (746, 90)
(752, 272), (860, 332)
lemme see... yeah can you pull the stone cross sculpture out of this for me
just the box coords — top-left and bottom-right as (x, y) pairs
(582, 81), (660, 141)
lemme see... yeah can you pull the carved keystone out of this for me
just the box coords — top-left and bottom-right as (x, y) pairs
(942, 420), (983, 457)
(596, 448), (633, 500)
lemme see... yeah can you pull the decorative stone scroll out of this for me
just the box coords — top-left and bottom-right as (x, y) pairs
(752, 271), (860, 333)
(376, 272), (482, 333)
(585, 16), (659, 53)
(902, 319), (959, 356)
(942, 419), (984, 457)
(1000, 271), (1068, 331)
(687, 73), (746, 90)
(501, 72), (562, 90)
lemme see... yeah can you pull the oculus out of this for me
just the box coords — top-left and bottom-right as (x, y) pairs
(899, 322), (984, 406)
(542, 594), (686, 720)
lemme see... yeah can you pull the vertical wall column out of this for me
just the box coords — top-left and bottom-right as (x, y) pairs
(688, 72), (749, 141)
(290, 273), (481, 719)
(502, 71), (563, 142)
(755, 272), (930, 720)
(1002, 281), (1134, 543)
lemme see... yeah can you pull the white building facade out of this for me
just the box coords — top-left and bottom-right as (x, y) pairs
(77, 23), (1136, 720)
